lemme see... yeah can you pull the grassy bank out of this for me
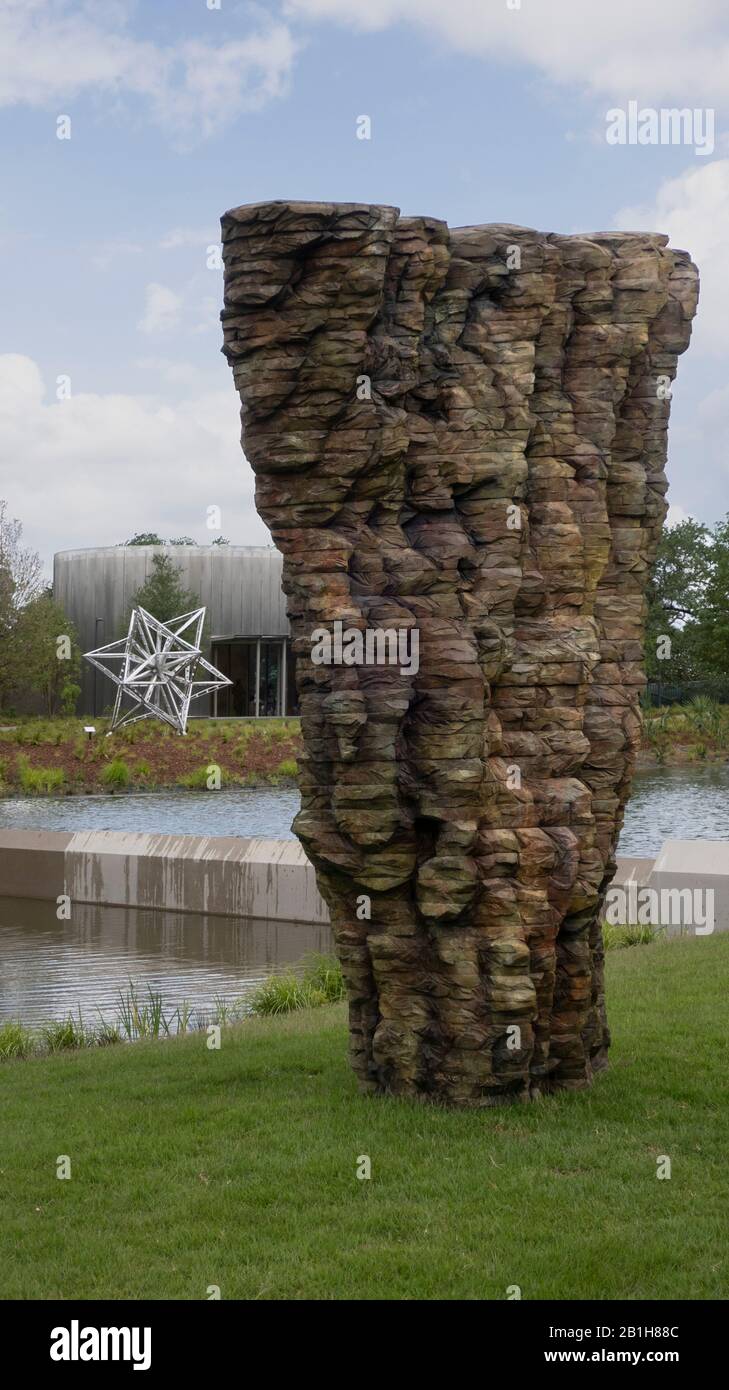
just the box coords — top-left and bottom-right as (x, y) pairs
(0, 954), (346, 1059)
(2, 702), (729, 793)
(0, 716), (301, 794)
(639, 697), (729, 767)
(1, 934), (727, 1301)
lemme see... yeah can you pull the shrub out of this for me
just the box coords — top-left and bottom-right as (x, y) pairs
(101, 758), (131, 789)
(93, 1021), (122, 1047)
(301, 952), (345, 1002)
(232, 729), (256, 761)
(132, 758), (153, 783)
(178, 764), (223, 790)
(688, 694), (722, 735)
(41, 1013), (90, 1051)
(276, 758), (298, 779)
(249, 954), (345, 1015)
(0, 1021), (35, 1060)
(13, 720), (66, 746)
(268, 721), (292, 743)
(115, 723), (148, 746)
(14, 725), (36, 746)
(238, 771), (262, 787)
(17, 756), (65, 794)
(248, 973), (312, 1016)
(603, 923), (660, 950)
(60, 681), (81, 715)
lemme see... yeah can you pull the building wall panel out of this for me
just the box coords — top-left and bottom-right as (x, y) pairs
(53, 546), (289, 716)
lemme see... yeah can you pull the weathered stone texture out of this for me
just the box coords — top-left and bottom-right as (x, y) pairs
(221, 201), (698, 1106)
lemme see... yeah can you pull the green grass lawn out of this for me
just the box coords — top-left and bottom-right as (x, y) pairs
(2, 935), (728, 1301)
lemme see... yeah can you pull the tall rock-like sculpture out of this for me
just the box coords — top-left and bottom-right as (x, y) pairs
(221, 201), (698, 1106)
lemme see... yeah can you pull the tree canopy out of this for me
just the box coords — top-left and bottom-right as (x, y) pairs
(12, 589), (82, 715)
(120, 533), (232, 547)
(126, 553), (201, 627)
(645, 514), (729, 684)
(0, 503), (80, 714)
(122, 532), (166, 546)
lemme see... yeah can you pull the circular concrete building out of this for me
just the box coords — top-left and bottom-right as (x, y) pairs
(53, 545), (295, 718)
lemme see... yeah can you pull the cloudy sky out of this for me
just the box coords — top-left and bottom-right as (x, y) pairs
(1, 0), (728, 573)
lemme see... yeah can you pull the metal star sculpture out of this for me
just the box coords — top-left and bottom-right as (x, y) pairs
(84, 606), (231, 734)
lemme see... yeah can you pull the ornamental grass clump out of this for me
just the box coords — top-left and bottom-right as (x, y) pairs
(100, 757), (131, 789)
(17, 756), (66, 794)
(249, 954), (345, 1016)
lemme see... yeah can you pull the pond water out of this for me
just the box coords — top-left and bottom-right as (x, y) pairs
(2, 768), (727, 1024)
(0, 897), (332, 1027)
(0, 787), (299, 839)
(1, 769), (728, 856)
(617, 764), (729, 857)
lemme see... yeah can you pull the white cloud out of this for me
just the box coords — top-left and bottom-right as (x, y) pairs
(91, 239), (143, 271)
(192, 295), (222, 336)
(137, 283), (183, 335)
(666, 503), (690, 528)
(160, 29), (297, 139)
(285, 0), (729, 109)
(616, 159), (729, 354)
(0, 354), (269, 571)
(134, 358), (208, 390)
(159, 228), (218, 251)
(0, 1), (296, 141)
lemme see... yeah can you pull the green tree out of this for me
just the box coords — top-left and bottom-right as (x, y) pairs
(693, 517), (729, 678)
(645, 518), (711, 680)
(0, 501), (43, 711)
(126, 553), (201, 627)
(12, 589), (82, 715)
(122, 532), (166, 546)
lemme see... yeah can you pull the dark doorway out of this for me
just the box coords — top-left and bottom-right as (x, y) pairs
(210, 639), (297, 717)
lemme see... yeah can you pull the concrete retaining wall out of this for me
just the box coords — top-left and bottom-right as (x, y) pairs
(1, 830), (727, 933)
(650, 839), (729, 935)
(607, 844), (727, 935)
(0, 830), (330, 923)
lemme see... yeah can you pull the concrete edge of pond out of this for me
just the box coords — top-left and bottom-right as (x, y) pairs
(0, 829), (330, 924)
(0, 832), (727, 933)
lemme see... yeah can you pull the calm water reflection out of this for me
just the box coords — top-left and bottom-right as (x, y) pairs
(2, 768), (728, 1024)
(2, 769), (728, 859)
(618, 764), (729, 857)
(0, 787), (299, 839)
(0, 897), (332, 1026)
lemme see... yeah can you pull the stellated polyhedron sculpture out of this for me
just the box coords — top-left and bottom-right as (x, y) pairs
(221, 200), (698, 1107)
(84, 606), (231, 734)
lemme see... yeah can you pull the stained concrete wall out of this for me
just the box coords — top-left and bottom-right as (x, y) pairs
(2, 831), (726, 935)
(650, 839), (729, 935)
(0, 830), (329, 923)
(607, 845), (726, 935)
